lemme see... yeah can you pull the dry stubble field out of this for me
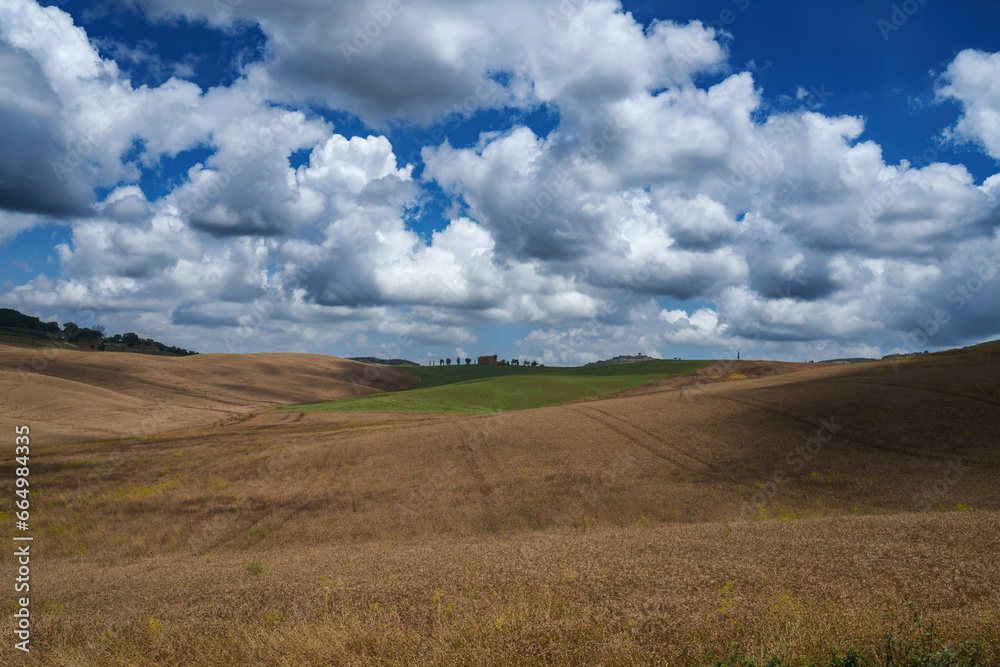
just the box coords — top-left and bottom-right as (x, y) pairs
(1, 345), (999, 665)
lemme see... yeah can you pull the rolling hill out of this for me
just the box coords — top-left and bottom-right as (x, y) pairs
(0, 348), (416, 442)
(285, 359), (715, 413)
(1, 344), (998, 664)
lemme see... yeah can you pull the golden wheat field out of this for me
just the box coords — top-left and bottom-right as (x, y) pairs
(0, 349), (416, 443)
(1, 345), (999, 665)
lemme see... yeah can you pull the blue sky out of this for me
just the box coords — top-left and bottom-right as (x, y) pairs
(1, 0), (999, 364)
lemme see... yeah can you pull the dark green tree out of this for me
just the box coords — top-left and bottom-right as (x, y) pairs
(0, 308), (60, 335)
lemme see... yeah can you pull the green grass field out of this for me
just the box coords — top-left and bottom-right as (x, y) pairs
(283, 359), (714, 414)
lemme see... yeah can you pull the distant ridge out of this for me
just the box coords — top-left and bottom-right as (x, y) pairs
(585, 353), (656, 367)
(0, 307), (196, 355)
(348, 356), (420, 366)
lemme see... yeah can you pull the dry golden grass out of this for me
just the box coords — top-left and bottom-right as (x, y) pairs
(0, 349), (416, 442)
(1, 347), (999, 664)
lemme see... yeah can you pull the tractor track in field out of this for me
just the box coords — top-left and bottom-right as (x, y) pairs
(703, 391), (979, 462)
(570, 405), (702, 474)
(451, 418), (514, 531)
(823, 379), (1000, 407)
(586, 404), (719, 471)
(184, 415), (458, 554)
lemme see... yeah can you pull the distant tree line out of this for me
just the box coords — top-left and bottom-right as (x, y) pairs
(0, 308), (197, 356)
(434, 356), (539, 367)
(0, 308), (61, 336)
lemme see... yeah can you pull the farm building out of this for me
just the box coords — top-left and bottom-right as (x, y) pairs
(477, 355), (498, 365)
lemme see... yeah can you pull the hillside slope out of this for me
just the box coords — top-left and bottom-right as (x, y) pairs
(245, 351), (999, 534)
(2, 346), (999, 664)
(0, 349), (416, 442)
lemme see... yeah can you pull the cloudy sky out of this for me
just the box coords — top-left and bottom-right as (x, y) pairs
(1, 0), (999, 365)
